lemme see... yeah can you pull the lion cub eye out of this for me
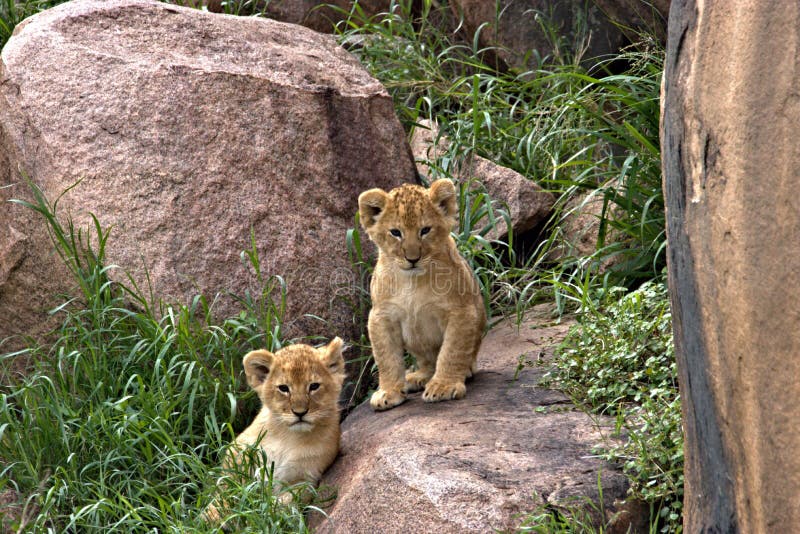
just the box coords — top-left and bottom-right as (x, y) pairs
(309, 382), (321, 392)
(389, 228), (402, 238)
(277, 384), (290, 393)
(420, 226), (431, 236)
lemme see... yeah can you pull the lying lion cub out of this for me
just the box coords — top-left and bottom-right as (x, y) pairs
(358, 179), (486, 411)
(205, 338), (345, 522)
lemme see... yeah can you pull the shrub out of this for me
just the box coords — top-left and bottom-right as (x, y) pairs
(541, 280), (683, 532)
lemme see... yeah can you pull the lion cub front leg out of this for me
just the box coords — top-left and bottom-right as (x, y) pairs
(423, 316), (482, 403)
(403, 351), (436, 393)
(368, 309), (407, 411)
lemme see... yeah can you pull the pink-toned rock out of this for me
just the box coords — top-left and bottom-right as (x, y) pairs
(408, 120), (450, 179)
(410, 120), (554, 242)
(0, 0), (416, 347)
(548, 191), (623, 272)
(450, 0), (627, 71)
(310, 306), (641, 532)
(206, 0), (391, 33)
(558, 192), (607, 258)
(593, 0), (670, 44)
(464, 157), (554, 241)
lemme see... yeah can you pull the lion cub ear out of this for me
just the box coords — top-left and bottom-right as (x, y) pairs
(429, 179), (457, 219)
(243, 350), (274, 389)
(318, 337), (345, 376)
(358, 189), (389, 229)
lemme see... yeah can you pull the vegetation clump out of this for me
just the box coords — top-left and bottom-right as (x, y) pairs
(543, 281), (682, 532)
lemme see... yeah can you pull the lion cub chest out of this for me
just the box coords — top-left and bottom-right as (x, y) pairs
(385, 279), (446, 355)
(236, 415), (337, 485)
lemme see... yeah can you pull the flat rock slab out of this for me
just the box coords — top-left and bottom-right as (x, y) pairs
(311, 306), (633, 532)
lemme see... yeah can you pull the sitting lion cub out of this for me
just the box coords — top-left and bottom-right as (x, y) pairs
(205, 338), (345, 521)
(358, 179), (486, 411)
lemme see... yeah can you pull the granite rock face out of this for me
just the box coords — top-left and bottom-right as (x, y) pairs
(450, 0), (627, 70)
(593, 0), (670, 43)
(311, 307), (641, 532)
(206, 0), (391, 33)
(0, 0), (415, 346)
(464, 156), (554, 242)
(662, 0), (800, 530)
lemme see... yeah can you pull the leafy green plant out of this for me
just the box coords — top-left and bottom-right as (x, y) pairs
(0, 182), (313, 531)
(541, 280), (682, 533)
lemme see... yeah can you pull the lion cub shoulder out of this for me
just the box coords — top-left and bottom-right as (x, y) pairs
(205, 338), (345, 522)
(359, 179), (486, 411)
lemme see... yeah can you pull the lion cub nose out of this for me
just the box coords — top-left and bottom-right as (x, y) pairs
(292, 409), (308, 419)
(405, 256), (420, 265)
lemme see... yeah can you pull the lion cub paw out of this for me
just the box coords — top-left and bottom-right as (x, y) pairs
(422, 379), (466, 402)
(201, 503), (221, 524)
(370, 388), (406, 411)
(403, 369), (433, 393)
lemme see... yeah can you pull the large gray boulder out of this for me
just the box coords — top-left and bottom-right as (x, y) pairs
(662, 0), (800, 530)
(0, 0), (415, 347)
(310, 307), (643, 532)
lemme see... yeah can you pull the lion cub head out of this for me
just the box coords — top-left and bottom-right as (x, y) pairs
(358, 179), (457, 274)
(243, 338), (345, 432)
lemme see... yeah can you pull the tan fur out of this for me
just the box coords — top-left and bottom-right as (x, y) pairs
(359, 179), (486, 411)
(204, 338), (345, 522)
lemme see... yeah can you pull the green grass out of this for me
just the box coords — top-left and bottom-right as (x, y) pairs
(336, 0), (665, 290)
(0, 182), (312, 531)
